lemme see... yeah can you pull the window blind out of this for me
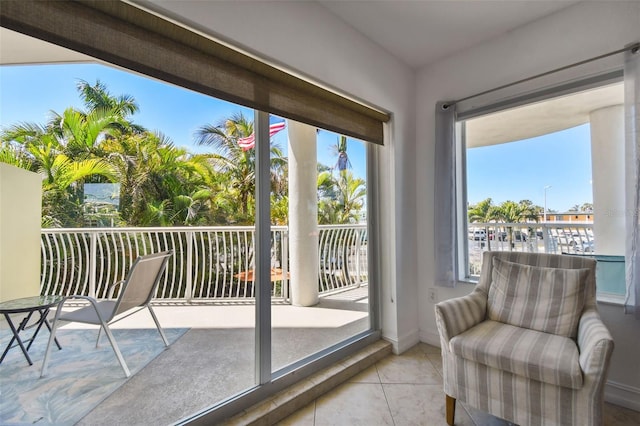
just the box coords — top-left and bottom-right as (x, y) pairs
(0, 0), (389, 145)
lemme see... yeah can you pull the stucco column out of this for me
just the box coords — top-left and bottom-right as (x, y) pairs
(287, 120), (319, 306)
(590, 105), (625, 255)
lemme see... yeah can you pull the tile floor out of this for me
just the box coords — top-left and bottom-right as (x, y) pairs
(278, 343), (640, 426)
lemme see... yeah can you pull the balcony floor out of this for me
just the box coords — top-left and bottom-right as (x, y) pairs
(0, 286), (370, 425)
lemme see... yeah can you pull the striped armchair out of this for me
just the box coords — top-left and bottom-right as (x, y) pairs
(435, 252), (614, 426)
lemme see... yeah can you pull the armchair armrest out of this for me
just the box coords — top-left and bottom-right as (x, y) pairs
(435, 289), (487, 343)
(577, 307), (614, 377)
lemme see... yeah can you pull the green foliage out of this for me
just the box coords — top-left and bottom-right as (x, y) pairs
(2, 80), (366, 228)
(317, 170), (366, 224)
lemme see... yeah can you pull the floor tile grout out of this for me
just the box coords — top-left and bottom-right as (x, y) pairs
(296, 343), (639, 426)
(380, 381), (397, 426)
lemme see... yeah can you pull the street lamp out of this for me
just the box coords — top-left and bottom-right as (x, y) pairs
(544, 185), (552, 222)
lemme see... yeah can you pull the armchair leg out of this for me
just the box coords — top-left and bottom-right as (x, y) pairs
(446, 394), (456, 426)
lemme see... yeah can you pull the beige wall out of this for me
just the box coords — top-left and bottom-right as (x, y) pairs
(0, 163), (42, 302)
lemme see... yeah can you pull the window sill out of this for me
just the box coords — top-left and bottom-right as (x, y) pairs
(596, 292), (626, 306)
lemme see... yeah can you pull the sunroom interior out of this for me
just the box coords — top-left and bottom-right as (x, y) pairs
(1, 1), (639, 425)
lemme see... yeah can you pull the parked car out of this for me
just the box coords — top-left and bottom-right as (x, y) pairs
(575, 240), (595, 253)
(561, 232), (590, 247)
(470, 229), (486, 241)
(488, 230), (507, 241)
(514, 231), (527, 242)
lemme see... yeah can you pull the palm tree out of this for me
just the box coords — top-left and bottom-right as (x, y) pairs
(41, 154), (115, 227)
(76, 79), (139, 118)
(75, 79), (145, 134)
(317, 170), (366, 224)
(105, 130), (218, 226)
(49, 107), (126, 160)
(1, 119), (117, 226)
(468, 198), (499, 250)
(194, 112), (287, 223)
(580, 202), (593, 212)
(495, 200), (539, 250)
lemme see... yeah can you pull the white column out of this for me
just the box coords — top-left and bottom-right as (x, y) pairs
(590, 105), (625, 255)
(287, 120), (319, 306)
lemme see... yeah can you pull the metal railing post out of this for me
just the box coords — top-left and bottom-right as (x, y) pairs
(282, 230), (289, 301)
(543, 224), (552, 254)
(89, 231), (97, 298)
(355, 229), (362, 287)
(186, 231), (194, 301)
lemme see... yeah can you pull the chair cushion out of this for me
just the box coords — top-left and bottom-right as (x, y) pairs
(487, 257), (589, 338)
(450, 320), (583, 389)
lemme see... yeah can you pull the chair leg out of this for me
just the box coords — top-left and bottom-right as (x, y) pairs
(99, 321), (131, 377)
(40, 306), (64, 377)
(147, 305), (169, 347)
(95, 327), (102, 348)
(446, 394), (456, 426)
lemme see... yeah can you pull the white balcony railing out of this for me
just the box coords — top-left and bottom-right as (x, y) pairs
(40, 225), (368, 302)
(467, 222), (595, 275)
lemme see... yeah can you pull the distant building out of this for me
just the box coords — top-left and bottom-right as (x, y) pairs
(539, 212), (593, 223)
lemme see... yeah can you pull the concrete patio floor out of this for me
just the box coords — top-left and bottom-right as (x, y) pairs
(0, 286), (370, 425)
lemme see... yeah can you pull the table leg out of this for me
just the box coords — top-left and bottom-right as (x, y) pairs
(29, 308), (61, 350)
(0, 313), (33, 365)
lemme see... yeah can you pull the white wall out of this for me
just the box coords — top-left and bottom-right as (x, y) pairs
(0, 163), (42, 302)
(143, 0), (419, 352)
(416, 1), (640, 408)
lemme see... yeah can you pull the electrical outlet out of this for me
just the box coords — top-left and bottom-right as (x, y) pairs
(428, 288), (437, 303)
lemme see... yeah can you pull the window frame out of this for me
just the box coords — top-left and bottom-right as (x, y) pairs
(0, 3), (385, 423)
(454, 73), (627, 301)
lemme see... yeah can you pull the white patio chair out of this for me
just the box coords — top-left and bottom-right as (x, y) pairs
(40, 250), (173, 378)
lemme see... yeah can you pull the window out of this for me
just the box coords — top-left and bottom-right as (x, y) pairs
(456, 81), (626, 298)
(0, 1), (386, 422)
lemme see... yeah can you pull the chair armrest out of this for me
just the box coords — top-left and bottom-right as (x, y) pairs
(52, 295), (108, 322)
(107, 280), (126, 299)
(577, 307), (614, 377)
(435, 289), (487, 343)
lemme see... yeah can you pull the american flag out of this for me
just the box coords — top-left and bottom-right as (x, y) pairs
(237, 121), (286, 151)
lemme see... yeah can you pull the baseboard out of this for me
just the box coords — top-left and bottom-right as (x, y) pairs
(419, 330), (441, 348)
(383, 328), (420, 354)
(605, 380), (640, 411)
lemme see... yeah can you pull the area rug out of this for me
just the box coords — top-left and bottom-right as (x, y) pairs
(0, 327), (188, 425)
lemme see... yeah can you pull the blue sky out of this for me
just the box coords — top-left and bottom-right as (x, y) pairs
(1, 63), (591, 211)
(466, 124), (593, 212)
(0, 63), (367, 179)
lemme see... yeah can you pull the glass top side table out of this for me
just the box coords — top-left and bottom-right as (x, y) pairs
(0, 295), (63, 365)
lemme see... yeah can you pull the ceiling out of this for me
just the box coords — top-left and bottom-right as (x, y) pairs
(318, 0), (581, 68)
(1, 1), (581, 70)
(0, 28), (91, 65)
(1, 0), (621, 147)
(466, 83), (623, 148)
